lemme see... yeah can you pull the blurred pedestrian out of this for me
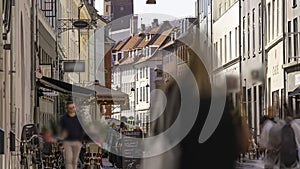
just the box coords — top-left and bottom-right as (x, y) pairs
(42, 127), (56, 143)
(142, 48), (249, 169)
(119, 122), (128, 132)
(60, 101), (84, 169)
(259, 107), (280, 169)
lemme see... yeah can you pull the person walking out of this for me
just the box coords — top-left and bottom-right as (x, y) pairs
(60, 101), (84, 169)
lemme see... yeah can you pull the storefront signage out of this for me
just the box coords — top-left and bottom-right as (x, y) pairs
(122, 131), (142, 169)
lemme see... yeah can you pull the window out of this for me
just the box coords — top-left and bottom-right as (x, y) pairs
(142, 67), (145, 78)
(253, 86), (257, 135)
(220, 38), (222, 65)
(219, 3), (222, 17)
(277, 0), (280, 35)
(259, 3), (262, 50)
(229, 31), (232, 60)
(235, 27), (238, 58)
(146, 87), (149, 103)
(225, 35), (227, 63)
(143, 87), (145, 101)
(247, 89), (252, 128)
(294, 17), (298, 59)
(293, 0), (297, 8)
(253, 8), (255, 56)
(258, 85), (263, 121)
(288, 21), (292, 62)
(267, 3), (271, 42)
(106, 5), (109, 12)
(140, 87), (142, 101)
(243, 17), (246, 59)
(146, 67), (148, 79)
(146, 47), (149, 56)
(272, 0), (275, 39)
(140, 68), (142, 79)
(248, 13), (250, 58)
(215, 42), (218, 68)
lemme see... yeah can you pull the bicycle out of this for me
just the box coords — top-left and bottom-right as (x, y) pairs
(19, 134), (43, 169)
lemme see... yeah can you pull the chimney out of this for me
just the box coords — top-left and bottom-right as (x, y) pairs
(152, 19), (159, 27)
(130, 15), (139, 35)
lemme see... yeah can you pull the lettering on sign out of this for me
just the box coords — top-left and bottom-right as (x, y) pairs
(122, 131), (142, 169)
(272, 65), (279, 76)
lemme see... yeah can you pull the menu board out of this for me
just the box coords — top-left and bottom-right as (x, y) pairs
(122, 131), (142, 169)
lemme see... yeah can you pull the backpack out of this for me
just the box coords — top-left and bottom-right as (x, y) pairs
(280, 123), (298, 167)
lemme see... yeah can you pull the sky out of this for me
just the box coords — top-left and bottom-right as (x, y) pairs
(95, 0), (197, 19)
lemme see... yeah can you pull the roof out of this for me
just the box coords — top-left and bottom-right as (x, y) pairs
(160, 40), (175, 49)
(113, 41), (126, 51)
(121, 34), (141, 51)
(152, 28), (173, 47)
(136, 36), (148, 49)
(149, 26), (160, 34)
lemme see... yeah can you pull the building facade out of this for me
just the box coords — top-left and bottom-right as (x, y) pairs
(284, 0), (300, 117)
(264, 0), (285, 118)
(0, 0), (33, 168)
(241, 0), (265, 138)
(212, 0), (240, 107)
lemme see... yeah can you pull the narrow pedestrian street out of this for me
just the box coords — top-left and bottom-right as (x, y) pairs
(2, 0), (300, 168)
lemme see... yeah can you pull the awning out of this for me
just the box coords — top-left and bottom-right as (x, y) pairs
(86, 81), (129, 105)
(37, 76), (96, 97)
(288, 86), (300, 97)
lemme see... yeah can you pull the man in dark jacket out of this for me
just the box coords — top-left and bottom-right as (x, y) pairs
(60, 101), (84, 169)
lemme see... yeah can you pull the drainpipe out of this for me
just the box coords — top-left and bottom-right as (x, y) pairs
(10, 0), (16, 134)
(0, 0), (4, 168)
(261, 0), (267, 115)
(239, 0), (242, 115)
(78, 1), (84, 84)
(282, 0), (287, 118)
(31, 0), (37, 125)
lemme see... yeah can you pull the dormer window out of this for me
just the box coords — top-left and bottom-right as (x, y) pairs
(171, 33), (176, 41)
(146, 47), (149, 56)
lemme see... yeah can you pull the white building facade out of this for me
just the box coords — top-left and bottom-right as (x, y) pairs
(241, 0), (265, 137)
(264, 0), (285, 118)
(284, 0), (300, 116)
(212, 0), (240, 106)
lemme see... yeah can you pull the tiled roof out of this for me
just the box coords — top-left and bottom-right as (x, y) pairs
(152, 28), (173, 47)
(113, 41), (126, 51)
(160, 40), (175, 49)
(136, 37), (148, 49)
(149, 26), (160, 34)
(121, 34), (141, 51)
